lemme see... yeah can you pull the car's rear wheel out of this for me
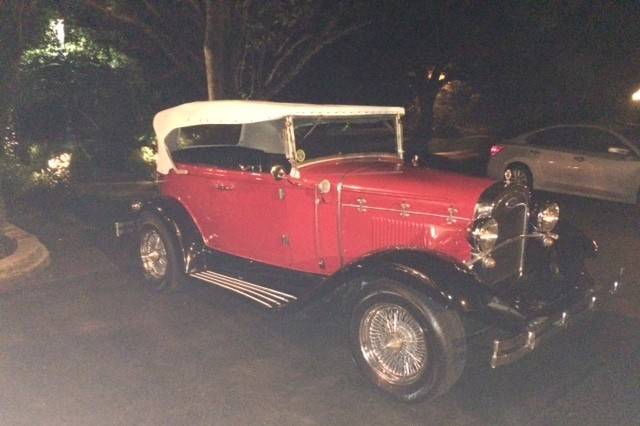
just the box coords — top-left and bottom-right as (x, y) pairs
(349, 279), (466, 402)
(138, 215), (182, 291)
(504, 164), (532, 190)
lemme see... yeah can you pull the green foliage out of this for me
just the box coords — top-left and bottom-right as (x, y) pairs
(21, 20), (130, 69)
(61, 0), (368, 100)
(0, 142), (35, 206)
(14, 18), (152, 176)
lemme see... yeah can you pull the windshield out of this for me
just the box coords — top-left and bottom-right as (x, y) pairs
(293, 116), (398, 163)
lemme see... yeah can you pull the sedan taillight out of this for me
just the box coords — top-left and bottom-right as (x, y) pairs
(490, 145), (505, 156)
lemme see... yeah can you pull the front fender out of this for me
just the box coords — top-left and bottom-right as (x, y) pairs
(320, 250), (495, 315)
(555, 219), (597, 262)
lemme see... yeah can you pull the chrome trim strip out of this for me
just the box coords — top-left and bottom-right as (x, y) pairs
(198, 271), (297, 300)
(195, 273), (284, 306)
(284, 116), (296, 161)
(191, 270), (297, 309)
(337, 182), (344, 266)
(192, 272), (275, 308)
(395, 114), (404, 160)
(342, 203), (469, 222)
(314, 186), (322, 263)
(197, 272), (288, 303)
(518, 203), (528, 277)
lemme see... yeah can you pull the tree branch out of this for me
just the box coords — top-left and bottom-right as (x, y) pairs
(265, 20), (370, 98)
(231, 0), (252, 95)
(141, 0), (161, 20)
(264, 32), (313, 87)
(80, 0), (197, 85)
(185, 0), (205, 31)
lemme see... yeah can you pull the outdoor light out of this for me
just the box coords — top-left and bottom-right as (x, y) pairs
(632, 88), (640, 102)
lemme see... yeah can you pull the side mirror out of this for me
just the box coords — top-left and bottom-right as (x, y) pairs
(270, 165), (287, 180)
(608, 146), (630, 156)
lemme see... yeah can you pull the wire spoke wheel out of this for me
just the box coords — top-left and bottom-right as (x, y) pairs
(505, 166), (531, 188)
(359, 303), (428, 385)
(140, 228), (168, 280)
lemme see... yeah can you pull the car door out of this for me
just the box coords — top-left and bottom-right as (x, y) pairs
(207, 165), (292, 268)
(573, 127), (640, 202)
(526, 127), (590, 194)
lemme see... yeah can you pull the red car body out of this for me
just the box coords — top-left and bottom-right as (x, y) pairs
(161, 157), (494, 275)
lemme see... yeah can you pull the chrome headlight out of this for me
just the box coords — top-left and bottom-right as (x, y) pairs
(537, 202), (560, 233)
(469, 218), (499, 253)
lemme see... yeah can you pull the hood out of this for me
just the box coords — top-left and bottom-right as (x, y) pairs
(302, 159), (495, 220)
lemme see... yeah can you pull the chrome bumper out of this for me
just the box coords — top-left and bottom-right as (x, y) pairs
(114, 220), (136, 238)
(490, 268), (623, 368)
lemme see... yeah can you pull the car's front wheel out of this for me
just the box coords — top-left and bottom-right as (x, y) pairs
(349, 279), (466, 402)
(138, 215), (183, 291)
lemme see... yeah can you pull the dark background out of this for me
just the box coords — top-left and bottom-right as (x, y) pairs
(2, 1), (640, 184)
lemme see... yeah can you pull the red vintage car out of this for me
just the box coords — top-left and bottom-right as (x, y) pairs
(117, 101), (620, 402)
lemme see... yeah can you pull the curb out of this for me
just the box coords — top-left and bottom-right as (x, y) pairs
(0, 223), (50, 292)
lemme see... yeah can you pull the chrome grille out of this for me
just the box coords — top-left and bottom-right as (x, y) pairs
(474, 184), (530, 285)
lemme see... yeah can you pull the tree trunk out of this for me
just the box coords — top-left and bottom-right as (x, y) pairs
(418, 87), (440, 138)
(203, 0), (227, 100)
(203, 0), (217, 100)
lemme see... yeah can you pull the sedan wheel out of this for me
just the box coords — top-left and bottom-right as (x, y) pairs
(504, 165), (532, 190)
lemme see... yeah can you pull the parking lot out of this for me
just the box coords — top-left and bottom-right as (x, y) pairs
(0, 192), (638, 425)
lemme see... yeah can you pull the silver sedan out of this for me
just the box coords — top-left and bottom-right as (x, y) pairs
(487, 124), (640, 204)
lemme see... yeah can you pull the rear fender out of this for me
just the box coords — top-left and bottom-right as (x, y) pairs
(137, 197), (206, 274)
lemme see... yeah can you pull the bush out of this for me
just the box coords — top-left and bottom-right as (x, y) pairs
(0, 139), (73, 215)
(0, 152), (34, 204)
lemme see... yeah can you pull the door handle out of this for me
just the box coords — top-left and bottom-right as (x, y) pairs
(573, 156), (585, 162)
(528, 149), (540, 155)
(215, 183), (234, 191)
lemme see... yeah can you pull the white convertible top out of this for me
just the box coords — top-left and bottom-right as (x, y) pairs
(153, 100), (404, 174)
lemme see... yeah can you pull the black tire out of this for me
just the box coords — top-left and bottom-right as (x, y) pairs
(349, 278), (466, 402)
(138, 214), (183, 291)
(504, 164), (532, 190)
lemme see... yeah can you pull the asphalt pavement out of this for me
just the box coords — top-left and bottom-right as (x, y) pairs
(0, 192), (638, 425)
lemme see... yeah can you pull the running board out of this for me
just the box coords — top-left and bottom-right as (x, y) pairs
(190, 270), (298, 309)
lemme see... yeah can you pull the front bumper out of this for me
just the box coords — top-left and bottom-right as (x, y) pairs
(490, 269), (623, 368)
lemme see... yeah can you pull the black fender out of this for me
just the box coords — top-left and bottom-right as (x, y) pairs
(316, 250), (495, 316)
(554, 219), (597, 262)
(311, 249), (568, 331)
(136, 197), (206, 274)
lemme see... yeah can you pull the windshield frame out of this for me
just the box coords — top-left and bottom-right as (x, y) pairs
(287, 113), (404, 170)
